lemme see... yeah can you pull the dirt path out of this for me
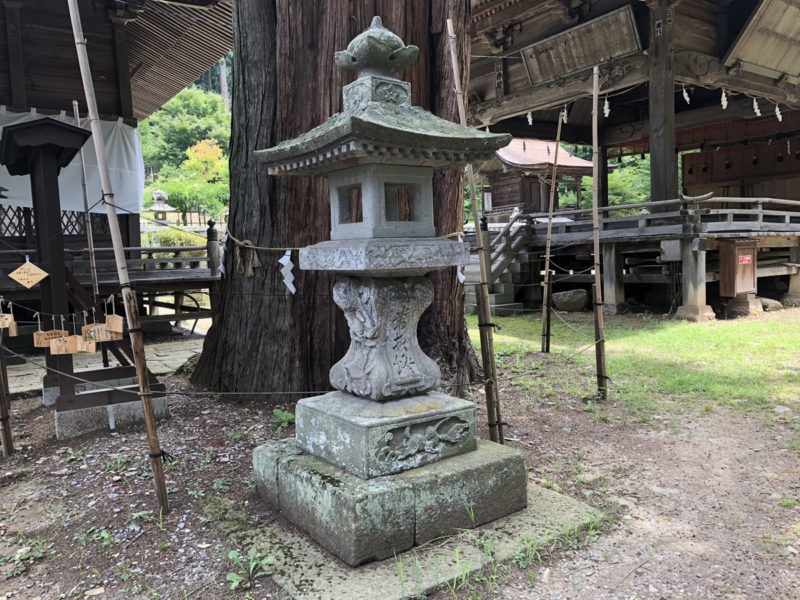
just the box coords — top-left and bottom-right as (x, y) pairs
(1, 348), (798, 599)
(492, 407), (800, 600)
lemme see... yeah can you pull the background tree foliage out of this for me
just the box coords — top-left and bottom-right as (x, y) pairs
(140, 87), (231, 217)
(144, 140), (229, 220)
(558, 150), (651, 208)
(139, 87), (230, 173)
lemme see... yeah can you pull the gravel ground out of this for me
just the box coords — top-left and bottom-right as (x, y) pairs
(1, 349), (798, 599)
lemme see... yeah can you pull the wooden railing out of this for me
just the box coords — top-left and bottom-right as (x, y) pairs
(69, 246), (213, 272)
(521, 195), (800, 244)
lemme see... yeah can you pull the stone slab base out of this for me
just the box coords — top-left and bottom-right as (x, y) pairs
(675, 304), (716, 322)
(44, 377), (139, 407)
(725, 295), (763, 318)
(54, 396), (169, 440)
(215, 480), (601, 600)
(253, 439), (527, 566)
(296, 391), (476, 479)
(781, 293), (800, 307)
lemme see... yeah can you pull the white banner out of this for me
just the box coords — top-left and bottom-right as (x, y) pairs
(0, 107), (144, 214)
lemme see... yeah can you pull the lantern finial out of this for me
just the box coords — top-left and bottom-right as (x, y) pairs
(334, 15), (419, 78)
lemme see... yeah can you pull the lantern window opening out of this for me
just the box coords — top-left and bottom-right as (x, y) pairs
(337, 184), (364, 224)
(384, 183), (417, 222)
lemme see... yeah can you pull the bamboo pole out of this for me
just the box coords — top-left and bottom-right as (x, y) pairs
(447, 18), (503, 444)
(72, 100), (99, 298)
(67, 0), (170, 513)
(540, 113), (564, 353)
(591, 66), (609, 401)
(0, 341), (13, 458)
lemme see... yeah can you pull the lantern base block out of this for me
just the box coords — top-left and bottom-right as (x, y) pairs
(253, 438), (528, 566)
(295, 390), (476, 479)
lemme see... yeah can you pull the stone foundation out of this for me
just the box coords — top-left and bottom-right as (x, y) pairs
(54, 396), (169, 440)
(253, 438), (528, 566)
(725, 293), (763, 318)
(675, 304), (716, 322)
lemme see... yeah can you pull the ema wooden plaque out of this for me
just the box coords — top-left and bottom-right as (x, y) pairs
(105, 314), (124, 333)
(50, 336), (71, 355)
(9, 262), (49, 289)
(34, 329), (69, 348)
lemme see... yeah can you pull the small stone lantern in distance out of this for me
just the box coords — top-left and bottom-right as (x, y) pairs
(253, 17), (526, 567)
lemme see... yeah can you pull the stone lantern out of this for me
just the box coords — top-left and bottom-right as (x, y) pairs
(253, 17), (527, 567)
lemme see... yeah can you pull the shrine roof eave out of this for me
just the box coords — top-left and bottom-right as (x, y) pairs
(255, 102), (511, 175)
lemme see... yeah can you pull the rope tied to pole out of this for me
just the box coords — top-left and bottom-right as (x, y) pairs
(148, 449), (175, 464)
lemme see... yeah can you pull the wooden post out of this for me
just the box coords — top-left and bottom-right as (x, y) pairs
(68, 0), (169, 513)
(591, 66), (609, 401)
(0, 347), (12, 457)
(540, 118), (564, 353)
(447, 18), (503, 444)
(219, 59), (230, 113)
(602, 243), (625, 314)
(648, 0), (678, 207)
(73, 100), (99, 298)
(576, 176), (582, 210)
(28, 133), (77, 403)
(207, 219), (221, 272)
(598, 147), (609, 208)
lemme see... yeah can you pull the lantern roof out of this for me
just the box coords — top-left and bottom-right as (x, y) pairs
(255, 17), (510, 176)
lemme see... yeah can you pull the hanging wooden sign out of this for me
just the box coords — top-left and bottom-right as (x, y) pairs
(79, 338), (97, 353)
(83, 323), (122, 342)
(81, 322), (97, 341)
(105, 295), (124, 333)
(105, 314), (124, 334)
(34, 329), (69, 348)
(0, 314), (13, 328)
(66, 335), (83, 353)
(50, 336), (71, 355)
(8, 321), (17, 337)
(8, 261), (49, 289)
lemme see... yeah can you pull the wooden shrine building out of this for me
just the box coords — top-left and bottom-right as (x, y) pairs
(0, 0), (231, 318)
(468, 0), (800, 319)
(0, 0), (231, 437)
(481, 137), (606, 218)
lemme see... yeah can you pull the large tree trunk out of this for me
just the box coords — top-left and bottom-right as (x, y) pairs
(193, 0), (478, 398)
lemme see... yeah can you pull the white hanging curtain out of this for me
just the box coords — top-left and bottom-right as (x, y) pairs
(0, 107), (144, 214)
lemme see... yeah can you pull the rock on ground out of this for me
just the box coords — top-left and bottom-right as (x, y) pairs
(760, 297), (784, 312)
(552, 288), (589, 312)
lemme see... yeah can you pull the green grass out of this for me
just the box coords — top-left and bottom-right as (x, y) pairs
(467, 311), (800, 412)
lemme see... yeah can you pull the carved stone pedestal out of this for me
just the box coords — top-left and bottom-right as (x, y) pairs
(295, 391), (476, 479)
(331, 276), (440, 401)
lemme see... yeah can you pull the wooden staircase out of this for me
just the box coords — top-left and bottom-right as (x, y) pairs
(464, 214), (540, 316)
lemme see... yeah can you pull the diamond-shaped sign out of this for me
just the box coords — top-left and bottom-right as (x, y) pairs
(9, 261), (49, 289)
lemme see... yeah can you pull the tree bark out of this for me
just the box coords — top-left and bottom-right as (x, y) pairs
(193, 0), (478, 398)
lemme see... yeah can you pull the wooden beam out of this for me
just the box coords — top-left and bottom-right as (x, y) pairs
(108, 8), (138, 120)
(485, 118), (592, 145)
(4, 0), (26, 107)
(649, 0), (678, 205)
(675, 50), (800, 107)
(469, 54), (648, 126)
(603, 97), (773, 146)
